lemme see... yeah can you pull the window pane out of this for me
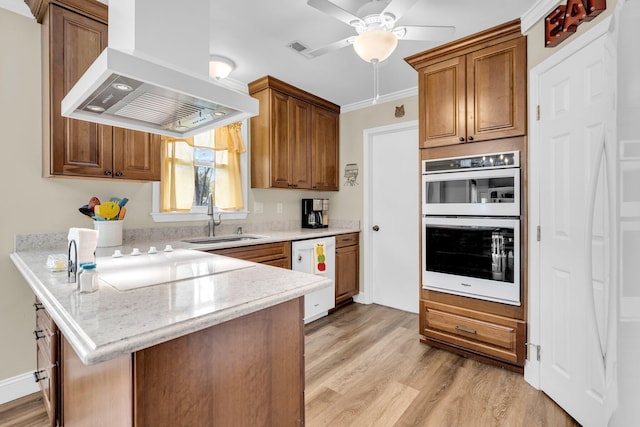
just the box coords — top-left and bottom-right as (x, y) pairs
(193, 166), (214, 206)
(194, 147), (215, 165)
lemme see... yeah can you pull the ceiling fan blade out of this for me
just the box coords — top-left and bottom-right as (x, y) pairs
(395, 25), (455, 41)
(303, 36), (357, 58)
(381, 0), (419, 20)
(307, 0), (363, 27)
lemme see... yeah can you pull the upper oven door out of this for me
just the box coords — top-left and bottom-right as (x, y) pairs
(422, 167), (520, 216)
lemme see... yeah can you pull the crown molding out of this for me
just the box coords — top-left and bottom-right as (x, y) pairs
(340, 86), (418, 113)
(521, 0), (562, 33)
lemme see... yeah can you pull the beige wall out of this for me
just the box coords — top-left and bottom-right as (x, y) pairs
(0, 6), (417, 382)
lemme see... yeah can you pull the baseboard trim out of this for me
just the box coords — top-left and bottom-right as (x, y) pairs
(0, 372), (39, 405)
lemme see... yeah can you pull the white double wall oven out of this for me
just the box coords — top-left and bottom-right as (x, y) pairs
(422, 151), (522, 306)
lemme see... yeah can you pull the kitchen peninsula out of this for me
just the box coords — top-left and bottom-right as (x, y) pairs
(11, 243), (332, 426)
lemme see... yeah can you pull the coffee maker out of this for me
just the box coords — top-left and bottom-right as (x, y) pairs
(301, 198), (329, 229)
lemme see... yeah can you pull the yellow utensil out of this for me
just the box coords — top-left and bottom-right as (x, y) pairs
(98, 201), (120, 220)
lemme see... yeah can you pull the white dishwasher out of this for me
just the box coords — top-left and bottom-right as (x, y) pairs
(292, 236), (336, 324)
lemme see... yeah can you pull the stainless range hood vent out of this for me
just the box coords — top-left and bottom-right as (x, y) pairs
(61, 0), (257, 138)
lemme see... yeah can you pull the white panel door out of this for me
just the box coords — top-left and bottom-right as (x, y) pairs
(368, 123), (419, 313)
(538, 34), (616, 427)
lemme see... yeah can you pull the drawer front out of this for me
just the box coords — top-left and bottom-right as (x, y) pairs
(209, 241), (291, 264)
(36, 309), (57, 358)
(36, 344), (57, 422)
(335, 232), (359, 248)
(421, 301), (524, 365)
(304, 286), (335, 322)
(262, 257), (291, 269)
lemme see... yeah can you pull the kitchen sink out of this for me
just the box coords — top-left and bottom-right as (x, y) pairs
(183, 235), (268, 245)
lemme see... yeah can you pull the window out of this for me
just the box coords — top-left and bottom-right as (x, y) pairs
(150, 121), (249, 223)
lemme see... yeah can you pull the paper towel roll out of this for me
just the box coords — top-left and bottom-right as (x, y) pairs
(68, 227), (98, 264)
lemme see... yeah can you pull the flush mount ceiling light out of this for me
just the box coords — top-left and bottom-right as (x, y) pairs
(209, 55), (236, 80)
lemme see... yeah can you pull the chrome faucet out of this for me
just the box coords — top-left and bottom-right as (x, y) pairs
(67, 239), (78, 283)
(207, 193), (221, 237)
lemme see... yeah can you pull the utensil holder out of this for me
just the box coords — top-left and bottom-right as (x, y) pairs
(94, 221), (123, 247)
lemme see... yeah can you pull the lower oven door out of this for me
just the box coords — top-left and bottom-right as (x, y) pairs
(422, 216), (520, 306)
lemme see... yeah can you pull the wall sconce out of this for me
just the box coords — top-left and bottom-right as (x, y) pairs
(209, 55), (236, 80)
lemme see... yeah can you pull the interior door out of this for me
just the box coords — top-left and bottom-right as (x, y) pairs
(368, 123), (419, 313)
(538, 33), (616, 427)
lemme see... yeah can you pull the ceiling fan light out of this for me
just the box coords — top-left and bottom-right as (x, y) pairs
(353, 30), (398, 63)
(208, 55), (236, 80)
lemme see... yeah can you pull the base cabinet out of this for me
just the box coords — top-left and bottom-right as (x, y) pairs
(334, 233), (359, 307)
(207, 241), (291, 269)
(55, 298), (304, 426)
(420, 300), (525, 367)
(33, 301), (59, 426)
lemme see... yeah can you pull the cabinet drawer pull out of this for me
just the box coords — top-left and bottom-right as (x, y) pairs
(455, 325), (477, 335)
(33, 329), (46, 340)
(33, 370), (47, 383)
(33, 302), (45, 311)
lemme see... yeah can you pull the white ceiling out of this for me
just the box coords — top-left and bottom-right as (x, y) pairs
(2, 0), (536, 107)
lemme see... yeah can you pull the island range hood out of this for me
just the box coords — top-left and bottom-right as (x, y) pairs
(61, 0), (258, 138)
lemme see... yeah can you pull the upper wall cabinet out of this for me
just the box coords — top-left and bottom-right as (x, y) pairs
(406, 20), (526, 149)
(248, 76), (340, 191)
(35, 0), (161, 181)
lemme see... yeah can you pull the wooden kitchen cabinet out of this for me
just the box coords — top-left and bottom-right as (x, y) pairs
(420, 300), (526, 367)
(208, 241), (292, 269)
(406, 20), (526, 149)
(39, 1), (161, 181)
(334, 232), (359, 307)
(311, 106), (340, 191)
(249, 76), (340, 191)
(56, 299), (304, 426)
(33, 299), (59, 427)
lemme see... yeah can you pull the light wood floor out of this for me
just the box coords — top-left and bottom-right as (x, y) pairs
(304, 303), (579, 427)
(0, 303), (578, 427)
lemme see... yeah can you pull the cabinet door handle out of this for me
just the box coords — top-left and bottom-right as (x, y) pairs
(467, 136), (474, 141)
(459, 137), (465, 142)
(33, 302), (44, 311)
(33, 370), (47, 383)
(115, 171), (123, 177)
(105, 170), (113, 176)
(34, 329), (46, 340)
(455, 325), (477, 335)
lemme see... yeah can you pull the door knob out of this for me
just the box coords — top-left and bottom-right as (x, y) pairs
(372, 225), (380, 231)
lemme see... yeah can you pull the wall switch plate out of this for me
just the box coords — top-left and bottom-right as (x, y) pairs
(253, 202), (264, 214)
(276, 203), (283, 214)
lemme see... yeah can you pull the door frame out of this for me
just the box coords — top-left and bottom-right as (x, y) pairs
(356, 120), (419, 306)
(526, 16), (612, 389)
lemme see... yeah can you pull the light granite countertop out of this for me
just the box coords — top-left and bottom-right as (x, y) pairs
(10, 226), (360, 365)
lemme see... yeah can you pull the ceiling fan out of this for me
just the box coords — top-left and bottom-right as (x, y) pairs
(304, 0), (455, 61)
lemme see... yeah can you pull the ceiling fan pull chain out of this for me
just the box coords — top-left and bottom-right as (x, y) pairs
(372, 58), (380, 105)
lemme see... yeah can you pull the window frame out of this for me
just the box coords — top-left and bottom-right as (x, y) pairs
(150, 120), (250, 223)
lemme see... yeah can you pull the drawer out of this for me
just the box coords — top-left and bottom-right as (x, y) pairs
(209, 241), (291, 264)
(421, 300), (525, 365)
(36, 344), (57, 422)
(304, 285), (335, 323)
(335, 232), (359, 248)
(36, 308), (57, 362)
